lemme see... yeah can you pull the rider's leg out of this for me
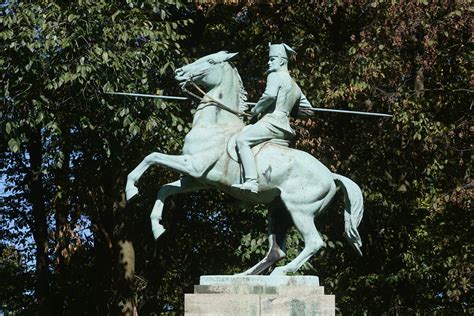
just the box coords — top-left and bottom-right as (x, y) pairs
(232, 123), (275, 192)
(234, 137), (258, 191)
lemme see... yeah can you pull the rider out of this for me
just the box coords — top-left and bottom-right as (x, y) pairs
(232, 43), (313, 193)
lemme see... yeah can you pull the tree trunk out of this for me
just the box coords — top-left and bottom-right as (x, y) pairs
(52, 127), (71, 314)
(117, 239), (137, 316)
(27, 127), (51, 315)
(114, 189), (137, 316)
(92, 176), (137, 315)
(93, 220), (113, 315)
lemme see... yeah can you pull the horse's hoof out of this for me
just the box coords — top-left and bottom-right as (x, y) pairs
(270, 267), (287, 276)
(152, 225), (166, 240)
(126, 185), (139, 201)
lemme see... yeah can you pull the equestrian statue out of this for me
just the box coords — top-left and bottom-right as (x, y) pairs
(124, 44), (364, 276)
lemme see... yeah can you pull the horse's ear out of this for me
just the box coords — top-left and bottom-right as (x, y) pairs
(225, 52), (239, 61)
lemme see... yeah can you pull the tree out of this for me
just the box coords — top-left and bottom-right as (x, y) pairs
(1, 1), (191, 314)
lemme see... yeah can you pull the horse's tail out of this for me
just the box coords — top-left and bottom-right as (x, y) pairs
(333, 173), (364, 256)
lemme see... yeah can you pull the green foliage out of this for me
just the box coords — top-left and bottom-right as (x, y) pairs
(1, 1), (471, 314)
(196, 2), (471, 314)
(1, 0), (193, 313)
(0, 244), (34, 314)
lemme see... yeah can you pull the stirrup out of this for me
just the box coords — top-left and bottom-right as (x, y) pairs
(231, 179), (259, 193)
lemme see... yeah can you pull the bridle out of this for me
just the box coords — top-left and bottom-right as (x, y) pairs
(181, 79), (252, 118)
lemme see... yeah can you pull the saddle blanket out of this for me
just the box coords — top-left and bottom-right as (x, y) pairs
(226, 133), (290, 162)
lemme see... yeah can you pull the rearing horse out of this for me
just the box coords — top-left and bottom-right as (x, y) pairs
(125, 51), (363, 276)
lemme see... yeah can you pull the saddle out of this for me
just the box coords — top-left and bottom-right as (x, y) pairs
(226, 133), (290, 162)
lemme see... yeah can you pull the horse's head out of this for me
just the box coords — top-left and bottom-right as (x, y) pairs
(175, 51), (239, 88)
(175, 51), (248, 125)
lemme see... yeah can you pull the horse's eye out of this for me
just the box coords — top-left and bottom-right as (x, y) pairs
(208, 59), (215, 65)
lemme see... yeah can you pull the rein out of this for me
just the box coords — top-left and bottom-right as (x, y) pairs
(181, 80), (252, 118)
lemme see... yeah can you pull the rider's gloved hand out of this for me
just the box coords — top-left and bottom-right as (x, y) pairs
(249, 111), (259, 124)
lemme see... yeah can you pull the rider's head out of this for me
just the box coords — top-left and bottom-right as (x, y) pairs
(267, 43), (296, 73)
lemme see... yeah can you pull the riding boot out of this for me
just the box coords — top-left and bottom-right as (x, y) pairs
(232, 144), (259, 193)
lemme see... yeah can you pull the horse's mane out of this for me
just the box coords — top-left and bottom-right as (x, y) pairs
(229, 62), (249, 113)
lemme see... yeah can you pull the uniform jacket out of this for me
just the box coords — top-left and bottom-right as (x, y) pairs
(251, 70), (312, 136)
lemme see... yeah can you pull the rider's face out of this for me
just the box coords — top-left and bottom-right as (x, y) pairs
(267, 56), (283, 72)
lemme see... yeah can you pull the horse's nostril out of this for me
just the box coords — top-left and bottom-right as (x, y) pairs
(176, 68), (183, 75)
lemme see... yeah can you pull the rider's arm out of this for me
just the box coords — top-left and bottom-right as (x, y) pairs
(295, 92), (315, 117)
(251, 73), (279, 115)
(299, 93), (313, 108)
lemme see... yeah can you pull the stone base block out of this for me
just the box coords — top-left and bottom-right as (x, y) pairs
(185, 275), (335, 315)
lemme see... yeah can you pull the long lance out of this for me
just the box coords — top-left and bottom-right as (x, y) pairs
(105, 91), (393, 118)
(105, 91), (189, 101)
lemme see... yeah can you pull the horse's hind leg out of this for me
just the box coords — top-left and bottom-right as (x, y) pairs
(236, 201), (292, 275)
(150, 176), (205, 239)
(270, 204), (325, 276)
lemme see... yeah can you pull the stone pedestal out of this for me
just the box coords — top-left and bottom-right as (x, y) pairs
(185, 275), (335, 315)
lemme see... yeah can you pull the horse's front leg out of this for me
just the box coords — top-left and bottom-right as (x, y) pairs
(126, 152), (204, 201)
(150, 176), (205, 239)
